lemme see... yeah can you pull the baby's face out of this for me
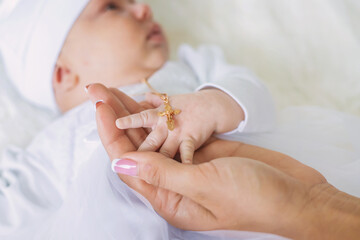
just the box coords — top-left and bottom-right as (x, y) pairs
(54, 0), (168, 111)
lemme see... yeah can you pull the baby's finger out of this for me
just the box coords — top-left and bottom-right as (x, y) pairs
(179, 138), (195, 164)
(116, 109), (159, 129)
(159, 135), (180, 159)
(138, 125), (168, 152)
(109, 89), (154, 133)
(145, 92), (164, 107)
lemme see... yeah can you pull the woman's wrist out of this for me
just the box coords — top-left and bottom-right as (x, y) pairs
(198, 89), (245, 133)
(289, 184), (360, 240)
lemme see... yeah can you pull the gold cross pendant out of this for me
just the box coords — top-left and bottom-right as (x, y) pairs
(157, 94), (181, 131)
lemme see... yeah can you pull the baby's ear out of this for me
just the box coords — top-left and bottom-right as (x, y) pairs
(52, 64), (79, 92)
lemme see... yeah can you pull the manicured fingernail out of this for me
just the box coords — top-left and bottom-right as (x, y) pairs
(111, 159), (138, 176)
(95, 100), (104, 111)
(85, 84), (91, 93)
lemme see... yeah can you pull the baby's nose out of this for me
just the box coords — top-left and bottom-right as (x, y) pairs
(132, 3), (153, 21)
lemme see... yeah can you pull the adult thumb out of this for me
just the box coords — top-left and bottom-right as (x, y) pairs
(112, 151), (201, 199)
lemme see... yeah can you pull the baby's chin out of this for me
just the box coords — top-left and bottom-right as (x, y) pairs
(146, 48), (169, 70)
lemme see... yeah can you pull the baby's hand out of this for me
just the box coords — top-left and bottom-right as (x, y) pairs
(115, 89), (244, 163)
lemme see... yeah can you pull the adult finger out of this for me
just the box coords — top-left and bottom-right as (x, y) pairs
(88, 84), (129, 117)
(139, 101), (155, 110)
(91, 85), (168, 208)
(94, 101), (135, 155)
(111, 151), (218, 231)
(87, 84), (147, 147)
(116, 109), (159, 129)
(113, 151), (205, 201)
(109, 88), (147, 114)
(95, 99), (154, 192)
(179, 138), (195, 164)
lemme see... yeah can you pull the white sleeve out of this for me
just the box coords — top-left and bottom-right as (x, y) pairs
(0, 146), (63, 235)
(178, 44), (276, 133)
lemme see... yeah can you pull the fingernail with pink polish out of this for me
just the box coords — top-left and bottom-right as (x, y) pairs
(111, 159), (138, 176)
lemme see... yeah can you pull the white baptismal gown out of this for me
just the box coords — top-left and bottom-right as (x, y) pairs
(1, 45), (359, 240)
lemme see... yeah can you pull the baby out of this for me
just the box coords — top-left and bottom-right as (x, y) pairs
(0, 0), (276, 239)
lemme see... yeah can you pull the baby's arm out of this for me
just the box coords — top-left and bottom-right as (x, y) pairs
(179, 44), (277, 133)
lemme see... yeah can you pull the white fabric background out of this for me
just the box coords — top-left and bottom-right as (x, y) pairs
(146, 0), (360, 116)
(0, 0), (359, 161)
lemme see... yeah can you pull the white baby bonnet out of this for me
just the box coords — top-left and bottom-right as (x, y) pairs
(0, 0), (89, 112)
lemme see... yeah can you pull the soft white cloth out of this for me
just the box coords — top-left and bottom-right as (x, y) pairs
(0, 45), (281, 239)
(0, 0), (89, 112)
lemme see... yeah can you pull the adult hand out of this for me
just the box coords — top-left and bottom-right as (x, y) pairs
(112, 152), (319, 236)
(87, 84), (360, 240)
(113, 151), (360, 240)
(87, 83), (318, 234)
